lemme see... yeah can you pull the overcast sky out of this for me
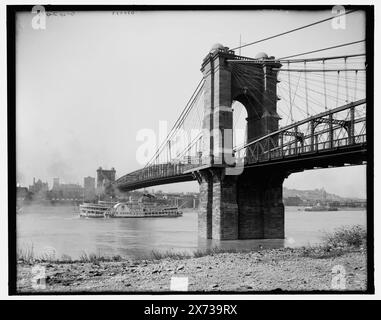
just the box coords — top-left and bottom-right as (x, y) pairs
(16, 9), (367, 198)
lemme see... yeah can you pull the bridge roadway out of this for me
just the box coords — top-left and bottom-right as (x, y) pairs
(116, 99), (367, 191)
(116, 134), (367, 191)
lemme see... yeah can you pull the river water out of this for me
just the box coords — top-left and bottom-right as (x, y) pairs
(17, 205), (366, 260)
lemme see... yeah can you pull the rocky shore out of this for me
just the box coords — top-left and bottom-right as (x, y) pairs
(17, 247), (367, 293)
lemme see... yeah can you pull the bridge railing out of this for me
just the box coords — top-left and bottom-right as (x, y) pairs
(116, 158), (204, 186)
(234, 100), (366, 165)
(117, 100), (366, 188)
(235, 133), (366, 165)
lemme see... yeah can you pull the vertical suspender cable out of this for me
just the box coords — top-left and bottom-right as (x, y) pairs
(336, 70), (340, 108)
(304, 60), (309, 116)
(287, 61), (293, 122)
(323, 59), (327, 110)
(354, 70), (358, 102)
(344, 57), (349, 102)
(168, 141), (171, 163)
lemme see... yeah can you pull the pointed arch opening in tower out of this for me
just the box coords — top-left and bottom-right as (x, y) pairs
(232, 101), (248, 150)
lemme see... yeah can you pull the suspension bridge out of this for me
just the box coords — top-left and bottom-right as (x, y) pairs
(116, 12), (368, 240)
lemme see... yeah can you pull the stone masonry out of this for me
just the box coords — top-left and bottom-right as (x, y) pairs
(198, 44), (286, 240)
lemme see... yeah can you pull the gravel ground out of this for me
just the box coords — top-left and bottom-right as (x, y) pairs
(16, 247), (367, 293)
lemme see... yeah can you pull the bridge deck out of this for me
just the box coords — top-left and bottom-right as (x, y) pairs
(117, 100), (367, 191)
(116, 136), (367, 191)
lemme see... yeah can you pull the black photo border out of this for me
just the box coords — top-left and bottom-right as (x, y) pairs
(7, 4), (375, 296)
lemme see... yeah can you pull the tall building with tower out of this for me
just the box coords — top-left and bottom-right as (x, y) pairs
(96, 167), (116, 188)
(96, 167), (116, 197)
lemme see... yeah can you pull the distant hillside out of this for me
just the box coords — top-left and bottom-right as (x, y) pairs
(283, 187), (363, 202)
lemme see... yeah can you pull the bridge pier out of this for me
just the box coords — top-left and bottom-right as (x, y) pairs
(197, 44), (286, 240)
(198, 167), (287, 240)
(211, 169), (239, 240)
(198, 171), (213, 239)
(198, 169), (239, 240)
(237, 169), (288, 239)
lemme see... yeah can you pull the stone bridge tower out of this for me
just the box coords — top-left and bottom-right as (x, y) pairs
(197, 44), (287, 240)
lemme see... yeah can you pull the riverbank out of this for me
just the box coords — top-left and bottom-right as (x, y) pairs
(17, 246), (367, 293)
